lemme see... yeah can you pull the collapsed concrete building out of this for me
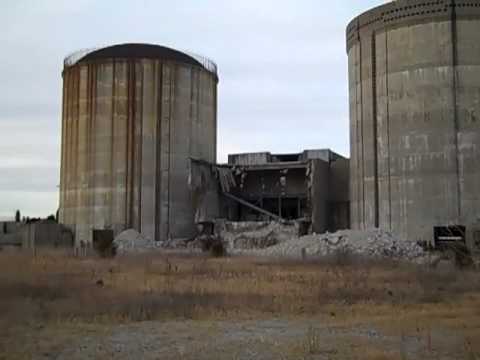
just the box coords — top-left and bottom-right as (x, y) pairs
(58, 43), (350, 245)
(190, 149), (350, 235)
(347, 0), (480, 248)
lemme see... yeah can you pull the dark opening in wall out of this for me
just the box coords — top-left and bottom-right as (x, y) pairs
(474, 231), (480, 249)
(262, 198), (280, 218)
(273, 154), (301, 163)
(281, 198), (301, 220)
(433, 225), (466, 249)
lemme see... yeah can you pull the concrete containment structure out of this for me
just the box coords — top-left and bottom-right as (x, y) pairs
(60, 43), (218, 244)
(347, 1), (480, 244)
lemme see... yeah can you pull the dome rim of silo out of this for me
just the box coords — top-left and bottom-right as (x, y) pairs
(345, 0), (399, 53)
(345, 0), (480, 52)
(346, 1), (391, 32)
(63, 43), (218, 77)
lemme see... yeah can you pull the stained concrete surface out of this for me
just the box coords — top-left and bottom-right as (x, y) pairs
(347, 1), (480, 245)
(59, 44), (218, 245)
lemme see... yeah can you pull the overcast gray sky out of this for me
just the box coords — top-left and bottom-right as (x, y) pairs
(0, 0), (380, 219)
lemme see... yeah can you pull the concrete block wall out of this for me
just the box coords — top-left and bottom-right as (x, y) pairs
(228, 153), (272, 166)
(21, 223), (73, 249)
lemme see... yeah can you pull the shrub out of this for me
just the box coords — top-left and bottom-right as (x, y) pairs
(93, 238), (117, 258)
(210, 240), (226, 257)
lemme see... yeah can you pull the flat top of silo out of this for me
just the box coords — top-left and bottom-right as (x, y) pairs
(64, 43), (217, 77)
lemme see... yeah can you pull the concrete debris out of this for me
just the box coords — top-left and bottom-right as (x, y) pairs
(233, 228), (425, 261)
(216, 221), (299, 250)
(163, 238), (191, 249)
(216, 167), (237, 193)
(114, 229), (159, 254)
(113, 224), (427, 262)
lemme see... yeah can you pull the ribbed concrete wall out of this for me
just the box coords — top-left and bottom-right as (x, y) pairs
(59, 45), (218, 244)
(347, 1), (480, 243)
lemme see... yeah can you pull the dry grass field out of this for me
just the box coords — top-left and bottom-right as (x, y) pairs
(1, 250), (479, 359)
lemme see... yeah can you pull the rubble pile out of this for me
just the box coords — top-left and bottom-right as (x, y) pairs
(215, 220), (298, 250)
(114, 229), (160, 254)
(238, 229), (425, 261)
(112, 224), (426, 262)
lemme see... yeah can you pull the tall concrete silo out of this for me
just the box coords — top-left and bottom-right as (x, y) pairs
(347, 1), (480, 244)
(60, 43), (218, 243)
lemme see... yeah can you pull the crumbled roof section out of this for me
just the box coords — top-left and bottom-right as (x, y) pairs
(63, 43), (218, 77)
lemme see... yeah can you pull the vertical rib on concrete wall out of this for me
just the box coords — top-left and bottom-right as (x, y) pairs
(349, 41), (362, 230)
(77, 66), (88, 241)
(375, 30), (392, 231)
(140, 60), (157, 241)
(361, 33), (375, 229)
(456, 19), (480, 245)
(60, 57), (217, 244)
(112, 62), (128, 233)
(59, 71), (67, 224)
(159, 63), (172, 240)
(348, 44), (358, 230)
(132, 62), (143, 232)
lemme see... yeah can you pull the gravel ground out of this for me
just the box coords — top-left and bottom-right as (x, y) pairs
(46, 319), (464, 360)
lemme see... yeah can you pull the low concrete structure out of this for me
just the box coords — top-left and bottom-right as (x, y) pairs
(0, 220), (73, 250)
(190, 149), (350, 234)
(0, 221), (23, 248)
(21, 221), (74, 249)
(0, 221), (22, 236)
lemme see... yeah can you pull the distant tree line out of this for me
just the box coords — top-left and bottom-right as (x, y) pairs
(11, 209), (58, 224)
